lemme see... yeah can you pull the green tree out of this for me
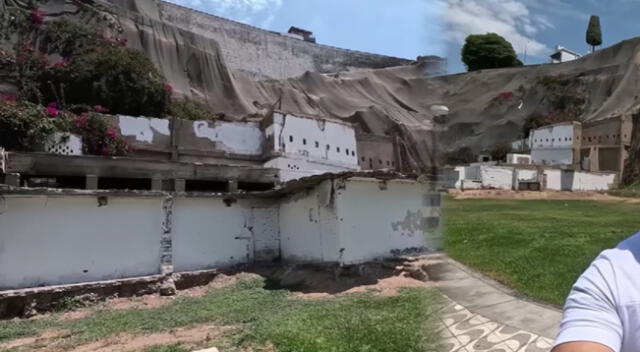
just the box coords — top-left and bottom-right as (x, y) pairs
(489, 141), (512, 162)
(461, 33), (523, 72)
(586, 15), (602, 52)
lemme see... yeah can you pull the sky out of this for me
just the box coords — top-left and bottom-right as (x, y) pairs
(166, 0), (640, 74)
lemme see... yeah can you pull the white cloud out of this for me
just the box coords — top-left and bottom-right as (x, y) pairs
(167, 0), (283, 25)
(441, 0), (551, 57)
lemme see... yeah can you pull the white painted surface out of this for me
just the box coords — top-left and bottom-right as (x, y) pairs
(0, 195), (162, 290)
(461, 180), (482, 189)
(544, 169), (563, 190)
(570, 172), (616, 191)
(172, 197), (253, 271)
(193, 120), (264, 156)
(279, 180), (340, 262)
(506, 153), (531, 165)
(268, 113), (359, 167)
(530, 123), (576, 165)
(480, 166), (514, 190)
(250, 206), (280, 261)
(516, 169), (538, 181)
(46, 133), (83, 156)
(279, 178), (436, 264)
(531, 148), (574, 166)
(264, 156), (358, 182)
(337, 178), (434, 263)
(118, 115), (170, 143)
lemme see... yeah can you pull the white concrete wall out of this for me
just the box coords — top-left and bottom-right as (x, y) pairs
(506, 153), (531, 165)
(251, 206), (280, 261)
(531, 124), (575, 165)
(480, 166), (514, 190)
(268, 113), (359, 167)
(516, 169), (537, 181)
(531, 148), (574, 166)
(118, 115), (171, 143)
(570, 172), (616, 191)
(0, 195), (162, 290)
(264, 156), (355, 182)
(543, 169), (563, 190)
(336, 178), (435, 263)
(279, 180), (341, 262)
(172, 198), (255, 271)
(192, 120), (264, 156)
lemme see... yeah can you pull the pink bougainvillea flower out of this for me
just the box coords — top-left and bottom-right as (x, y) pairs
(93, 105), (108, 113)
(45, 102), (59, 117)
(499, 91), (515, 100)
(164, 83), (173, 94)
(106, 129), (117, 138)
(100, 146), (111, 155)
(31, 8), (45, 28)
(50, 60), (69, 69)
(0, 94), (17, 103)
(75, 113), (88, 128)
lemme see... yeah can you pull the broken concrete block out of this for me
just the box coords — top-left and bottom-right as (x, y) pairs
(4, 173), (20, 187)
(159, 277), (176, 296)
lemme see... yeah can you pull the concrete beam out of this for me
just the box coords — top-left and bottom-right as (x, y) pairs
(4, 173), (20, 187)
(5, 152), (279, 185)
(85, 175), (98, 190)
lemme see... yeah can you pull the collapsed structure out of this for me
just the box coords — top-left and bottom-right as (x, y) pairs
(0, 0), (445, 298)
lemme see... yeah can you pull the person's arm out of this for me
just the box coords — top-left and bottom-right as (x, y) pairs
(552, 341), (613, 352)
(552, 251), (623, 352)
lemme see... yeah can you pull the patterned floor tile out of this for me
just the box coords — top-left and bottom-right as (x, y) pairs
(518, 336), (553, 352)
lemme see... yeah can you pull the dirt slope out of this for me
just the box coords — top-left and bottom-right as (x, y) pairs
(5, 0), (640, 169)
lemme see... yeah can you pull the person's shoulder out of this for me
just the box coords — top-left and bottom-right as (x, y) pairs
(596, 231), (640, 275)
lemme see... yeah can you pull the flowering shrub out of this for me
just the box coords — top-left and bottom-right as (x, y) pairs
(0, 100), (57, 151)
(38, 29), (171, 117)
(73, 112), (129, 156)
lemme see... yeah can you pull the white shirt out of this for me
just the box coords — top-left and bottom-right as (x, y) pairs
(554, 232), (640, 352)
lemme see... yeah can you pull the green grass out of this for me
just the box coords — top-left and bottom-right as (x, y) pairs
(0, 279), (444, 352)
(444, 197), (640, 306)
(608, 181), (640, 198)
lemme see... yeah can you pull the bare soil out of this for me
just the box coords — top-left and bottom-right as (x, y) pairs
(448, 189), (640, 202)
(5, 264), (431, 351)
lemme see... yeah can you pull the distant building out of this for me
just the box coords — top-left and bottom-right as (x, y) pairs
(286, 26), (316, 43)
(506, 153), (531, 165)
(550, 45), (581, 63)
(262, 112), (360, 181)
(580, 115), (633, 175)
(530, 121), (582, 166)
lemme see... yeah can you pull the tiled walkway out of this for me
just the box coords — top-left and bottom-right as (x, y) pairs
(423, 253), (563, 352)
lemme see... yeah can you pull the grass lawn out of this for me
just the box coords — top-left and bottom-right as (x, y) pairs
(0, 278), (444, 352)
(444, 197), (640, 306)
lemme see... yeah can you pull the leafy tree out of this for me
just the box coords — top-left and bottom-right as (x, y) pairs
(489, 141), (512, 162)
(444, 147), (475, 165)
(461, 33), (523, 71)
(586, 15), (602, 52)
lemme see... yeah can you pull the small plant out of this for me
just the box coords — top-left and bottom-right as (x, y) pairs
(73, 112), (130, 156)
(0, 100), (60, 151)
(488, 141), (512, 162)
(168, 97), (221, 120)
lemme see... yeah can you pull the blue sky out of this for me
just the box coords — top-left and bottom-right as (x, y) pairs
(166, 0), (640, 74)
(165, 0), (446, 60)
(442, 0), (640, 73)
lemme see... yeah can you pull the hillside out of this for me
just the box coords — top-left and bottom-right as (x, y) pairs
(2, 0), (640, 174)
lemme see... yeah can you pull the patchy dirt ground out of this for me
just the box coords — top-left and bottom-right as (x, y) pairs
(3, 262), (433, 352)
(448, 189), (640, 202)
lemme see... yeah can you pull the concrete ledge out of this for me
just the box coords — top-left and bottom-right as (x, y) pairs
(0, 269), (219, 319)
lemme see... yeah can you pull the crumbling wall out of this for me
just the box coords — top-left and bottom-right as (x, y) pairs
(279, 180), (340, 262)
(0, 195), (163, 290)
(336, 178), (437, 263)
(157, 1), (430, 80)
(171, 197), (277, 271)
